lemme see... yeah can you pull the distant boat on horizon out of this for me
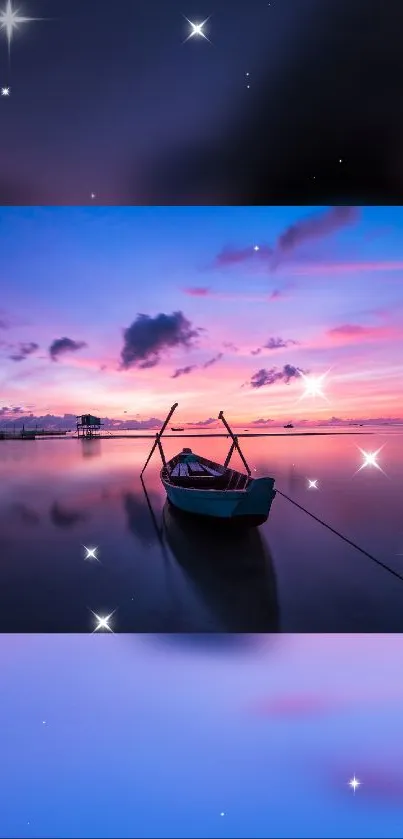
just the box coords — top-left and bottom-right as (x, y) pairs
(171, 426), (184, 431)
(284, 423), (294, 429)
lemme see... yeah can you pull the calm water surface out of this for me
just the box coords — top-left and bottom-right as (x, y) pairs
(0, 429), (402, 631)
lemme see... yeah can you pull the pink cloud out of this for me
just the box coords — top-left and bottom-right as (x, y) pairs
(292, 260), (403, 276)
(251, 693), (339, 718)
(327, 323), (401, 343)
(250, 685), (403, 721)
(183, 288), (283, 303)
(184, 287), (211, 297)
(358, 768), (403, 803)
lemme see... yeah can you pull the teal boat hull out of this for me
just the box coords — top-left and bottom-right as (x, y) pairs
(162, 475), (276, 526)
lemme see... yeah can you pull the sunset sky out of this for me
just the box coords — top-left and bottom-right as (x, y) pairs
(1, 204), (403, 428)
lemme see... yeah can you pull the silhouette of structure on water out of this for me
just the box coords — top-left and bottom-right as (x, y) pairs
(76, 414), (103, 438)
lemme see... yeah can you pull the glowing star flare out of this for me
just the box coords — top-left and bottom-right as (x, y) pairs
(299, 371), (329, 401)
(83, 545), (99, 561)
(348, 775), (361, 794)
(183, 16), (211, 43)
(307, 479), (318, 489)
(0, 0), (42, 57)
(355, 445), (385, 475)
(91, 610), (115, 633)
(1, 86), (9, 95)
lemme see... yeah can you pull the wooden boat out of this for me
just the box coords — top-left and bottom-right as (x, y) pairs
(141, 404), (276, 526)
(171, 426), (184, 431)
(284, 423), (294, 428)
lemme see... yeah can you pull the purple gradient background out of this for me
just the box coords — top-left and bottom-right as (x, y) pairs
(0, 633), (402, 838)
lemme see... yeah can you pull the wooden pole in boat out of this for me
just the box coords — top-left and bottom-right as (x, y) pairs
(218, 410), (251, 475)
(140, 402), (178, 476)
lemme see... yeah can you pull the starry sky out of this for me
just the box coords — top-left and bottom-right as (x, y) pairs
(1, 0), (403, 204)
(1, 204), (403, 428)
(1, 633), (403, 838)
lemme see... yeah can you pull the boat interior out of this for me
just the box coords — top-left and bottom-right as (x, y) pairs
(162, 451), (251, 491)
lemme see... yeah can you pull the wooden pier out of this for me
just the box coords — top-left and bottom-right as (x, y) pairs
(0, 428), (68, 440)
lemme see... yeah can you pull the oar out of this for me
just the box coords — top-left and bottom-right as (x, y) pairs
(140, 402), (178, 476)
(218, 410), (251, 475)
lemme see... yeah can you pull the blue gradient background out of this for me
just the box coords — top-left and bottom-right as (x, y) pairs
(1, 633), (402, 838)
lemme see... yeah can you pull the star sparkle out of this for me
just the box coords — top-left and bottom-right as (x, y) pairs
(355, 445), (385, 475)
(298, 371), (329, 401)
(0, 0), (42, 58)
(307, 479), (318, 489)
(183, 16), (210, 44)
(91, 609), (116, 632)
(83, 545), (100, 561)
(1, 85), (9, 95)
(348, 774), (361, 794)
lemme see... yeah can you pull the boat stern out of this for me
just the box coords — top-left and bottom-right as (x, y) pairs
(232, 477), (276, 523)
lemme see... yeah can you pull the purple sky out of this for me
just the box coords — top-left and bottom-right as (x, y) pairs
(1, 205), (403, 427)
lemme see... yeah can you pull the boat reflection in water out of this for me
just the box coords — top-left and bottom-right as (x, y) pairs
(162, 500), (279, 633)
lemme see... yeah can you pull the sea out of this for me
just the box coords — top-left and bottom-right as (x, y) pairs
(0, 426), (402, 633)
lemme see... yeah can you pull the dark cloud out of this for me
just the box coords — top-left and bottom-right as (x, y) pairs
(49, 337), (87, 361)
(251, 337), (298, 356)
(171, 351), (223, 378)
(249, 364), (304, 389)
(275, 206), (358, 258)
(209, 208), (358, 279)
(213, 244), (273, 269)
(222, 342), (239, 352)
(251, 418), (274, 426)
(264, 337), (298, 350)
(203, 352), (223, 368)
(9, 342), (39, 362)
(171, 365), (197, 379)
(120, 311), (202, 370)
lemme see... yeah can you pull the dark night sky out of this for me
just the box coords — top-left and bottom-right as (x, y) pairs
(1, 0), (403, 204)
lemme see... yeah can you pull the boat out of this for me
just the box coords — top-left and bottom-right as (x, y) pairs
(171, 426), (184, 431)
(284, 423), (294, 428)
(141, 403), (276, 526)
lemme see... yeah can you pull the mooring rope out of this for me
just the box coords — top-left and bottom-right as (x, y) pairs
(276, 488), (403, 584)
